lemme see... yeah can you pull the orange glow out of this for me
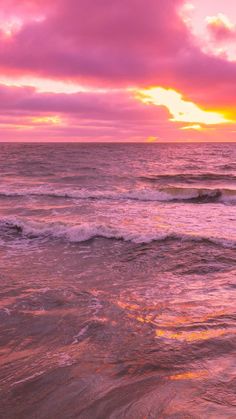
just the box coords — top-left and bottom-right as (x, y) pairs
(117, 301), (140, 311)
(206, 13), (235, 31)
(116, 299), (233, 348)
(146, 136), (158, 142)
(156, 310), (228, 328)
(170, 371), (207, 380)
(31, 116), (62, 125)
(134, 87), (231, 125)
(155, 328), (227, 342)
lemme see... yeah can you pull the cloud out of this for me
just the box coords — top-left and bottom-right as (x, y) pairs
(0, 83), (178, 141)
(0, 0), (188, 83)
(135, 87), (230, 125)
(0, 0), (235, 141)
(0, 0), (236, 90)
(0, 84), (168, 121)
(0, 0), (235, 107)
(0, 83), (235, 142)
(206, 13), (236, 42)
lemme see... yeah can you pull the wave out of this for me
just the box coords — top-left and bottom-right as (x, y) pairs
(1, 217), (235, 249)
(140, 173), (236, 183)
(122, 187), (236, 204)
(0, 186), (236, 204)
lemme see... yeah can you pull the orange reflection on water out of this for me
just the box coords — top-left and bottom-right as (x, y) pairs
(170, 371), (207, 381)
(155, 328), (227, 342)
(117, 301), (140, 311)
(117, 299), (232, 344)
(156, 309), (228, 328)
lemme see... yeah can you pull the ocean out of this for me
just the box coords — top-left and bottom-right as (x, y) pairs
(0, 142), (236, 418)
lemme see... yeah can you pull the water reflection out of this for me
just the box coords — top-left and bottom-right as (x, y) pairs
(0, 238), (235, 418)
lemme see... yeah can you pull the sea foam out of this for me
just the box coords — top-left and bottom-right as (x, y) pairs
(1, 216), (236, 249)
(0, 186), (236, 203)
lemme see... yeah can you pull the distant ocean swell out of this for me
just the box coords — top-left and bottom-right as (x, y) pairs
(0, 186), (236, 204)
(139, 172), (236, 183)
(1, 217), (236, 248)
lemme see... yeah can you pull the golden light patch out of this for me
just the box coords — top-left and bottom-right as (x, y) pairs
(32, 116), (62, 125)
(155, 328), (227, 342)
(206, 13), (235, 31)
(134, 87), (231, 125)
(146, 136), (158, 142)
(152, 310), (228, 329)
(170, 371), (207, 381)
(117, 301), (139, 311)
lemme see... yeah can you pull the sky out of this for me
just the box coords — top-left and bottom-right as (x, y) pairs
(0, 0), (236, 142)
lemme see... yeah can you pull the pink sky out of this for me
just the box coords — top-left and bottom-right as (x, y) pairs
(0, 0), (235, 142)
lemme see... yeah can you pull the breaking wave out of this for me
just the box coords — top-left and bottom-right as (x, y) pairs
(1, 217), (235, 248)
(0, 186), (236, 204)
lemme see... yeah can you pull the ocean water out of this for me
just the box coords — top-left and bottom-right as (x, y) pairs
(0, 142), (236, 418)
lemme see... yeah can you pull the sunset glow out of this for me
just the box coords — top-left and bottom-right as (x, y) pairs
(1, 2), (236, 417)
(135, 87), (230, 125)
(206, 13), (235, 33)
(31, 116), (62, 125)
(0, 0), (235, 142)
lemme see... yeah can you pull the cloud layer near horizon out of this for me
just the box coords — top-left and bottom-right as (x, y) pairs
(0, 0), (235, 141)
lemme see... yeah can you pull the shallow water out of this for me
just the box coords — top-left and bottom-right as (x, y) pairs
(0, 143), (236, 418)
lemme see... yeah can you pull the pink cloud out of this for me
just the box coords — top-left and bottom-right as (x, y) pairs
(0, 83), (178, 141)
(0, 0), (235, 141)
(0, 83), (235, 143)
(0, 0), (187, 81)
(0, 0), (235, 107)
(0, 84), (169, 120)
(206, 13), (236, 42)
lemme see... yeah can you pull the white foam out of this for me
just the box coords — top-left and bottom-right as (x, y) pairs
(57, 353), (74, 367)
(0, 216), (236, 249)
(0, 185), (236, 203)
(12, 371), (45, 386)
(72, 325), (90, 344)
